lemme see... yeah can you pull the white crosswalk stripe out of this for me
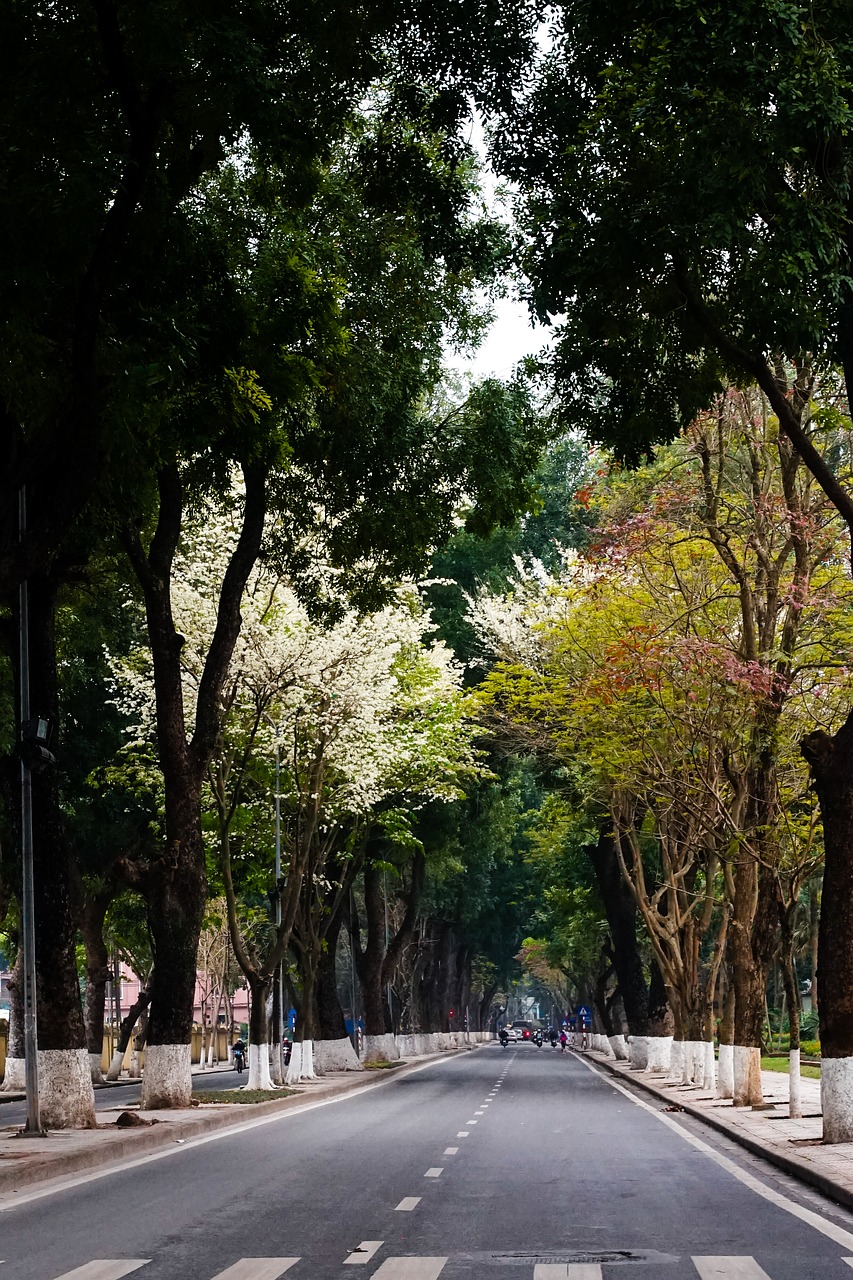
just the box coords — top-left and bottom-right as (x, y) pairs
(692, 1259), (772, 1279)
(343, 1241), (383, 1266)
(51, 1264), (150, 1280)
(208, 1262), (299, 1280)
(370, 1259), (447, 1279)
(394, 1197), (421, 1211)
(533, 1267), (601, 1280)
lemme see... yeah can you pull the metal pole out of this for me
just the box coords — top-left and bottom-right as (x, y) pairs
(18, 487), (43, 1135)
(274, 732), (284, 1076)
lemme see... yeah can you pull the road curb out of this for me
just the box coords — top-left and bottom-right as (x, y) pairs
(0, 1044), (487, 1197)
(581, 1050), (853, 1214)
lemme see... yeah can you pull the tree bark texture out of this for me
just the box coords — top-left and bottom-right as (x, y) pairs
(316, 911), (347, 1041)
(803, 713), (853, 1057)
(587, 827), (649, 1034)
(28, 575), (89, 1057)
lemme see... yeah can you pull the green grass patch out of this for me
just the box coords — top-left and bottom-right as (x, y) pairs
(760, 1056), (821, 1080)
(363, 1061), (404, 1070)
(192, 1088), (296, 1104)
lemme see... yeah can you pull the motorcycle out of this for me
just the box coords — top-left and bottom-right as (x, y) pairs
(533, 1030), (543, 1047)
(499, 1030), (509, 1048)
(233, 1045), (246, 1074)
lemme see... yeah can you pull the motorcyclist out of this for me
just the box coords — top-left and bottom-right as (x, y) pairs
(232, 1037), (246, 1071)
(549, 1027), (558, 1048)
(559, 1029), (568, 1053)
(499, 1026), (509, 1047)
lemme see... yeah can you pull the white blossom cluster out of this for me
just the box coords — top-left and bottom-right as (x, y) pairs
(107, 489), (480, 826)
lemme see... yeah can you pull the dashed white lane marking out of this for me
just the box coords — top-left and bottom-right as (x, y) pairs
(51, 1266), (150, 1280)
(424, 1168), (443, 1178)
(457, 1131), (469, 1137)
(692, 1261), (771, 1279)
(474, 1110), (485, 1115)
(370, 1260), (447, 1279)
(210, 1262), (300, 1280)
(465, 1119), (478, 1125)
(394, 1198), (421, 1211)
(443, 1147), (458, 1155)
(343, 1242), (383, 1266)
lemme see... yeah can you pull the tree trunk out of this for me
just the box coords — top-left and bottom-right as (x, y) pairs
(28, 574), (96, 1127)
(80, 892), (113, 1083)
(106, 988), (151, 1080)
(587, 826), (649, 1034)
(730, 861), (776, 1107)
(358, 863), (390, 1036)
(802, 717), (853, 1139)
(246, 973), (273, 1089)
(809, 881), (820, 1014)
(317, 912), (347, 1041)
(2, 949), (25, 1090)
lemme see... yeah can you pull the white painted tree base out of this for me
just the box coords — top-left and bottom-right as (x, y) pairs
(89, 1051), (105, 1084)
(789, 1048), (802, 1119)
(646, 1036), (673, 1072)
(362, 1033), (399, 1063)
(702, 1040), (716, 1092)
(313, 1038), (363, 1073)
(39, 1048), (97, 1129)
(247, 1042), (275, 1090)
(732, 1044), (763, 1107)
(683, 1040), (701, 1085)
(668, 1040), (684, 1079)
(608, 1034), (628, 1060)
(105, 1050), (125, 1081)
(1, 1057), (25, 1091)
(822, 1056), (853, 1142)
(128, 1049), (142, 1078)
(285, 1039), (317, 1084)
(269, 1043), (283, 1086)
(717, 1043), (734, 1098)
(628, 1036), (649, 1070)
(141, 1043), (192, 1109)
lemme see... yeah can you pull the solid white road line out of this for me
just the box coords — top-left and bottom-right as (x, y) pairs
(424, 1168), (443, 1178)
(394, 1198), (421, 1211)
(209, 1262), (299, 1280)
(443, 1147), (458, 1155)
(575, 1054), (853, 1254)
(692, 1260), (772, 1279)
(343, 1242), (384, 1266)
(371, 1259), (447, 1279)
(52, 1264), (150, 1280)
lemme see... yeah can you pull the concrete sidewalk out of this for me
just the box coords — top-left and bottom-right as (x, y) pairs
(0, 1052), (475, 1202)
(582, 1046), (853, 1211)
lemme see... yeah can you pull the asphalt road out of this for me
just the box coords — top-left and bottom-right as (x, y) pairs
(3, 1044), (853, 1280)
(0, 1065), (246, 1129)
